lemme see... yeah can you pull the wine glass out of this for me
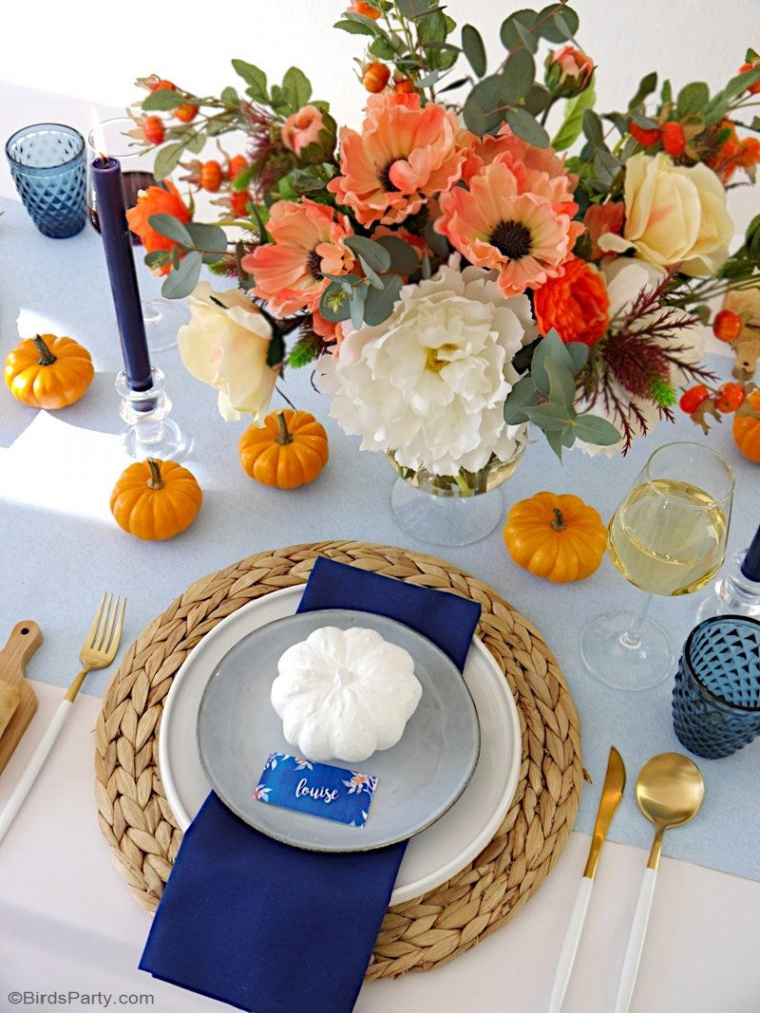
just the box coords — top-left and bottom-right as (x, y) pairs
(86, 116), (188, 353)
(581, 442), (735, 691)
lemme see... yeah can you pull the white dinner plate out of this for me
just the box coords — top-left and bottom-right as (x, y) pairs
(158, 586), (522, 905)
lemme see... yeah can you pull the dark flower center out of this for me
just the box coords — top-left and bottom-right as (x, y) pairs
(378, 160), (401, 192)
(489, 220), (533, 260)
(306, 247), (323, 280)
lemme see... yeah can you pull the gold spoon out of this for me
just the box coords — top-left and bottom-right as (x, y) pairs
(614, 752), (705, 1013)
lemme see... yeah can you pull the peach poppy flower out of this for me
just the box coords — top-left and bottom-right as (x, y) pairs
(126, 181), (191, 274)
(327, 93), (464, 226)
(242, 199), (355, 317)
(281, 105), (325, 158)
(457, 124), (575, 189)
(533, 257), (610, 345)
(436, 159), (584, 296)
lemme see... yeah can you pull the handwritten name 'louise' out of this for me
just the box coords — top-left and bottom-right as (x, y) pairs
(295, 777), (339, 805)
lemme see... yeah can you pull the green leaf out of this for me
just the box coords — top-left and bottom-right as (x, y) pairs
(513, 18), (539, 53)
(161, 251), (202, 299)
(630, 110), (659, 130)
(582, 108), (604, 146)
(418, 9), (448, 43)
(537, 4), (579, 42)
(545, 357), (576, 411)
(266, 329), (285, 368)
(572, 413), (622, 445)
(544, 427), (566, 459)
(424, 221), (450, 258)
(221, 86), (239, 106)
(505, 107), (550, 147)
(628, 71), (658, 111)
(532, 330), (573, 393)
(344, 235), (392, 273)
(552, 75), (596, 150)
(397, 0), (432, 16)
(186, 132), (206, 155)
(661, 78), (672, 104)
(523, 84), (552, 116)
(501, 48), (536, 105)
(363, 275), (402, 326)
(153, 141), (185, 181)
(370, 35), (399, 58)
(334, 17), (376, 35)
(147, 213), (192, 247)
(375, 235), (420, 272)
(319, 281), (352, 323)
(462, 24), (487, 77)
(184, 222), (228, 255)
(462, 75), (504, 134)
(704, 69), (760, 122)
(565, 341), (589, 372)
(142, 89), (185, 111)
(500, 9), (536, 51)
(359, 258), (385, 290)
(677, 81), (709, 118)
(349, 285), (367, 330)
(523, 402), (574, 431)
(232, 59), (268, 103)
(503, 376), (540, 424)
(144, 250), (170, 269)
(282, 67), (312, 111)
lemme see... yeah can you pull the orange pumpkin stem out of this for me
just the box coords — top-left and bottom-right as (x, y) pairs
(551, 507), (567, 532)
(33, 334), (57, 367)
(146, 458), (165, 490)
(275, 411), (294, 446)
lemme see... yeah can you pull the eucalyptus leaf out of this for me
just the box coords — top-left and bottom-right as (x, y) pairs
(463, 75), (504, 134)
(532, 330), (573, 393)
(503, 376), (540, 424)
(499, 9), (536, 51)
(375, 235), (420, 272)
(344, 235), (392, 273)
(359, 257), (385, 290)
(566, 341), (590, 372)
(513, 18), (539, 53)
(319, 281), (352, 323)
(552, 77), (596, 151)
(523, 84), (552, 116)
(142, 89), (185, 112)
(677, 81), (709, 118)
(421, 254), (432, 279)
(148, 213), (192, 247)
(363, 275), (402, 326)
(184, 222), (228, 255)
(350, 285), (367, 331)
(544, 428), (566, 459)
(153, 142), (185, 181)
(537, 4), (579, 41)
(232, 59), (268, 103)
(161, 251), (202, 299)
(582, 108), (604, 146)
(522, 402), (574, 431)
(424, 221), (450, 258)
(144, 250), (170, 269)
(501, 49), (536, 105)
(544, 357), (576, 411)
(438, 76), (471, 94)
(505, 107), (550, 147)
(462, 24), (487, 77)
(572, 413), (622, 446)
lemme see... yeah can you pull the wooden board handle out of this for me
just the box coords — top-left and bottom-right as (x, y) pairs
(0, 622), (43, 676)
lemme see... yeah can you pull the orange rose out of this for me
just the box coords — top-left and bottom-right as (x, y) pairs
(126, 181), (191, 274)
(534, 257), (610, 346)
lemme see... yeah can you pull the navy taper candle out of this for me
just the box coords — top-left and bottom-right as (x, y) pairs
(91, 156), (152, 391)
(741, 522), (760, 582)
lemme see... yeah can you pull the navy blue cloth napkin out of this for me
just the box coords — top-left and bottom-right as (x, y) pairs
(140, 556), (481, 1013)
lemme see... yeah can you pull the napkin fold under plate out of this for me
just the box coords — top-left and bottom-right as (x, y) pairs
(140, 556), (481, 1013)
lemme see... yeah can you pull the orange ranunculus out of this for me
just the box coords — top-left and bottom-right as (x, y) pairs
(126, 181), (191, 274)
(533, 257), (610, 346)
(327, 92), (464, 226)
(583, 202), (625, 259)
(242, 198), (355, 317)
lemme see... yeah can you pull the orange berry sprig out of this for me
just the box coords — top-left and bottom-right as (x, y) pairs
(180, 159), (225, 193)
(362, 62), (390, 93)
(679, 379), (760, 434)
(712, 308), (744, 343)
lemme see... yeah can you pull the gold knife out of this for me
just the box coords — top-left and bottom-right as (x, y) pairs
(547, 746), (626, 1013)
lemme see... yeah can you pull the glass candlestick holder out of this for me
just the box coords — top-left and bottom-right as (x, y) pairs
(116, 367), (192, 462)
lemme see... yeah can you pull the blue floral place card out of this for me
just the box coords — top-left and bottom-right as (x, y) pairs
(253, 752), (378, 828)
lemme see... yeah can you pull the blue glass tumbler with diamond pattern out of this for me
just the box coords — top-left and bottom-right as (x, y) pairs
(672, 616), (760, 758)
(5, 123), (86, 238)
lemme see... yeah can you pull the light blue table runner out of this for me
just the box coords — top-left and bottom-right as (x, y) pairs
(1, 195), (758, 881)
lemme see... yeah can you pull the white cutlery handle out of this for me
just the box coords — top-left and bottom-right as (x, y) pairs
(614, 867), (658, 1013)
(547, 875), (594, 1013)
(0, 699), (72, 845)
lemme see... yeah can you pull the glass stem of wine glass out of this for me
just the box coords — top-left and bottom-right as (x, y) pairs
(619, 593), (653, 650)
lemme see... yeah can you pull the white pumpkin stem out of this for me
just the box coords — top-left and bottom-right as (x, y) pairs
(33, 334), (57, 366)
(551, 507), (567, 532)
(146, 458), (165, 490)
(276, 410), (294, 446)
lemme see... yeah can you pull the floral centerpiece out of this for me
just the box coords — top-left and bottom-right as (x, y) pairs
(126, 1), (760, 486)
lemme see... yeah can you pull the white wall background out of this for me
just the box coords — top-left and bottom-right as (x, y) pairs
(2, 0), (759, 227)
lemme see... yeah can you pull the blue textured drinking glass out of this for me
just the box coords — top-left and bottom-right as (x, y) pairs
(5, 123), (87, 238)
(672, 616), (760, 758)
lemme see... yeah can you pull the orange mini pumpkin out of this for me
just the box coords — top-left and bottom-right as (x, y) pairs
(110, 458), (202, 540)
(239, 409), (329, 489)
(503, 491), (607, 583)
(733, 389), (760, 463)
(4, 333), (94, 409)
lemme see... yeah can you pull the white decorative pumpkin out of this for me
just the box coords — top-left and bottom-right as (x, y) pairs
(271, 626), (423, 763)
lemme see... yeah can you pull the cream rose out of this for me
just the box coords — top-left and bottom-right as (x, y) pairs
(600, 153), (733, 276)
(177, 282), (277, 422)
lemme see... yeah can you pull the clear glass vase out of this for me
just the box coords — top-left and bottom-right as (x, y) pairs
(388, 442), (525, 547)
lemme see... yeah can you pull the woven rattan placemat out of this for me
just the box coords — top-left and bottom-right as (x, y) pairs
(94, 540), (583, 979)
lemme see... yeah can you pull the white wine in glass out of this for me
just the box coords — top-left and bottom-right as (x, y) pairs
(581, 443), (734, 690)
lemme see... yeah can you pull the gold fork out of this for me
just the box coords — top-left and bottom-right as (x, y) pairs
(0, 594), (126, 845)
